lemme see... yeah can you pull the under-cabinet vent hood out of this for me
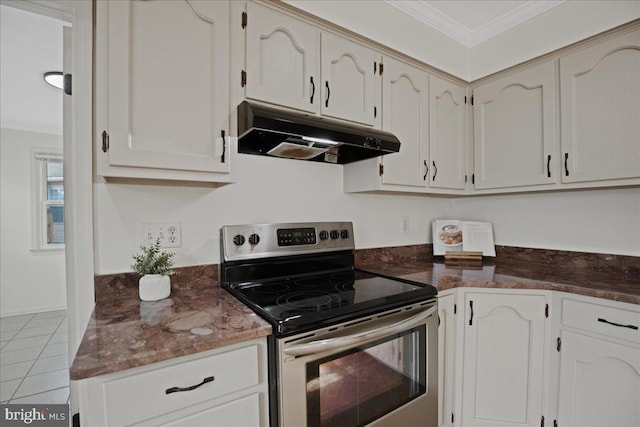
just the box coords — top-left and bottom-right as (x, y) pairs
(237, 101), (401, 164)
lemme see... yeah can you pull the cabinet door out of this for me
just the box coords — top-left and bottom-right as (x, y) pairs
(462, 293), (547, 427)
(438, 294), (456, 427)
(380, 57), (429, 187)
(473, 62), (556, 189)
(430, 76), (467, 190)
(106, 0), (229, 173)
(558, 332), (640, 427)
(245, 2), (318, 113)
(560, 29), (640, 183)
(321, 33), (377, 126)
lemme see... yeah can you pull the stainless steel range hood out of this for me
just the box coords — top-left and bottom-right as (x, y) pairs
(237, 101), (400, 164)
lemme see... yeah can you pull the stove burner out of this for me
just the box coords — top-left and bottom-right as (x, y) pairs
(295, 277), (334, 287)
(246, 283), (290, 294)
(276, 291), (344, 312)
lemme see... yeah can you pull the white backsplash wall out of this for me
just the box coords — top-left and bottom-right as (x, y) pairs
(94, 154), (451, 274)
(451, 187), (640, 256)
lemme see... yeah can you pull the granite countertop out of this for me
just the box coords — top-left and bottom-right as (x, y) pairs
(72, 245), (638, 381)
(70, 286), (271, 380)
(355, 246), (640, 305)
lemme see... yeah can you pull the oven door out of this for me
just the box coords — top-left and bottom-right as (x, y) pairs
(277, 301), (438, 427)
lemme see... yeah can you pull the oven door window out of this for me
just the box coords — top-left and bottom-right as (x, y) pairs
(305, 326), (426, 427)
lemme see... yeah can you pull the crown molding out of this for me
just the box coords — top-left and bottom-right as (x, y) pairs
(384, 0), (565, 47)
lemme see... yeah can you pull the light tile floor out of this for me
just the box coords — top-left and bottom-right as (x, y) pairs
(0, 310), (69, 404)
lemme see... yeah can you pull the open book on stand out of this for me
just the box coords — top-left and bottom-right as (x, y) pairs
(432, 220), (496, 257)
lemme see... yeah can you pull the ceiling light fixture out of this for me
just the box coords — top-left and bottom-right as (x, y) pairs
(43, 71), (64, 90)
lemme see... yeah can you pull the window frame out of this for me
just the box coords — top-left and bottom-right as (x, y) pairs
(31, 149), (65, 252)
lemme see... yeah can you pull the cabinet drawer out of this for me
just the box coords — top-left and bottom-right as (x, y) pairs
(562, 299), (640, 344)
(102, 345), (260, 426)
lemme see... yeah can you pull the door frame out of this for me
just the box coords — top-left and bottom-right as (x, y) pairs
(1, 0), (94, 419)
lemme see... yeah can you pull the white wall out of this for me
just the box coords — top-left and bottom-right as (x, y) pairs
(93, 155), (452, 274)
(0, 128), (67, 316)
(451, 188), (640, 256)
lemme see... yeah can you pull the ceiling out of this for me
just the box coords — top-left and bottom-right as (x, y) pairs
(383, 0), (566, 47)
(0, 4), (64, 135)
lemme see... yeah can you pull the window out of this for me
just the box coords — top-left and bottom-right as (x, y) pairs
(32, 151), (64, 250)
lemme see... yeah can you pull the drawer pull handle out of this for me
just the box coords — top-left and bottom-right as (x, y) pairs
(469, 300), (474, 326)
(166, 376), (215, 394)
(597, 318), (638, 330)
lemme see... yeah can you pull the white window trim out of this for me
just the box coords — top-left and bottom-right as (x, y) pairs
(31, 148), (64, 253)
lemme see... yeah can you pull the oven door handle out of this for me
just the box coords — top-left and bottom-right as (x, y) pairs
(283, 305), (437, 357)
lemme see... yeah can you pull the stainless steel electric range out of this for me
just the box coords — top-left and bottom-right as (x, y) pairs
(220, 222), (438, 427)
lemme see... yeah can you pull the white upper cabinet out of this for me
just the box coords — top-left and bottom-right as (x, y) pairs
(380, 57), (430, 188)
(98, 0), (231, 180)
(473, 61), (557, 190)
(245, 2), (318, 114)
(560, 29), (640, 183)
(244, 3), (378, 126)
(429, 76), (467, 190)
(321, 33), (378, 126)
(462, 292), (547, 427)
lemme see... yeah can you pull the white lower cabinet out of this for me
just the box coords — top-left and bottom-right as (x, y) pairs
(556, 295), (640, 427)
(461, 291), (549, 427)
(81, 338), (269, 427)
(438, 293), (456, 427)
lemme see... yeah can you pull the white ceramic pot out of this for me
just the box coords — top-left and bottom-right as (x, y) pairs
(139, 274), (171, 301)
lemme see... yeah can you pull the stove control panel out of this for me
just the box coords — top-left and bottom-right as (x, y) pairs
(221, 222), (355, 262)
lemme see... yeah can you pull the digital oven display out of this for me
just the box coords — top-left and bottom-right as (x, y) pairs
(277, 228), (316, 246)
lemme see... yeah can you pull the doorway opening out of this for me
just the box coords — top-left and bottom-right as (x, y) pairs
(1, 3), (69, 404)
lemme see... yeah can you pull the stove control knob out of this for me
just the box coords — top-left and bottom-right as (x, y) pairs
(340, 229), (350, 239)
(248, 233), (260, 245)
(233, 234), (245, 246)
(330, 230), (339, 240)
(319, 230), (329, 240)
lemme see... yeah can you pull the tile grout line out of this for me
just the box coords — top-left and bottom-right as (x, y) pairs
(6, 316), (67, 403)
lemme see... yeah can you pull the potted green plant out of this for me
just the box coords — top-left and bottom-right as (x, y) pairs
(132, 238), (175, 301)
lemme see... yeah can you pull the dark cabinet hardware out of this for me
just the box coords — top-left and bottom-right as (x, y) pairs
(472, 173), (475, 184)
(374, 106), (377, 118)
(564, 153), (569, 176)
(101, 130), (109, 152)
(554, 420), (558, 427)
(557, 337), (561, 352)
(241, 11), (247, 29)
(379, 63), (383, 75)
(437, 314), (441, 327)
(469, 301), (474, 326)
(423, 160), (428, 181)
(541, 415), (545, 427)
(310, 76), (315, 104)
(545, 304), (549, 318)
(598, 318), (638, 330)
(325, 81), (330, 107)
(64, 74), (72, 95)
(432, 160), (438, 181)
(221, 130), (226, 163)
(374, 62), (377, 73)
(379, 163), (384, 176)
(547, 155), (551, 178)
(241, 70), (246, 87)
(166, 376), (214, 394)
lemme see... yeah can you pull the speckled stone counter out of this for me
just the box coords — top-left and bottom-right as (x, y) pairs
(71, 245), (638, 380)
(70, 286), (271, 380)
(355, 245), (640, 305)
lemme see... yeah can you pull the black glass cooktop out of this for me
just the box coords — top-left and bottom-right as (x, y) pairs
(223, 269), (437, 337)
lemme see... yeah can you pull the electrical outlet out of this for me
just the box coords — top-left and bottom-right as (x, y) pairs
(141, 222), (182, 248)
(402, 216), (410, 234)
